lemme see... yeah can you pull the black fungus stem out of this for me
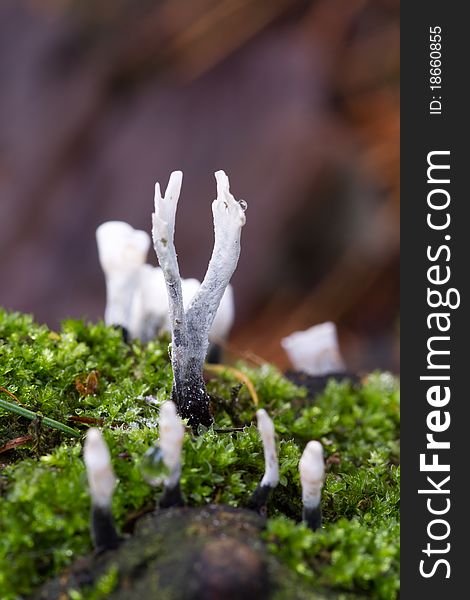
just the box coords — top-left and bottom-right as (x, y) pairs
(172, 371), (213, 430)
(91, 506), (122, 553)
(159, 483), (185, 509)
(246, 484), (273, 515)
(303, 505), (322, 531)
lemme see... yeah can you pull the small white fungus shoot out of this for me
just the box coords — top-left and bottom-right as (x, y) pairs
(96, 221), (150, 331)
(256, 409), (279, 488)
(299, 440), (325, 510)
(158, 400), (185, 488)
(84, 428), (116, 509)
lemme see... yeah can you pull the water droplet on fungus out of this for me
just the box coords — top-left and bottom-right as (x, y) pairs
(141, 445), (169, 487)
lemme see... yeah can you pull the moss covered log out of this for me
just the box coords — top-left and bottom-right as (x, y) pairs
(0, 308), (399, 599)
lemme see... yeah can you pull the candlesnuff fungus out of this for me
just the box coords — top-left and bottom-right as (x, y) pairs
(83, 428), (122, 552)
(83, 403), (282, 554)
(143, 402), (279, 514)
(37, 406), (327, 599)
(299, 440), (325, 531)
(281, 321), (345, 376)
(96, 221), (150, 339)
(248, 409), (279, 513)
(142, 400), (185, 508)
(152, 170), (246, 428)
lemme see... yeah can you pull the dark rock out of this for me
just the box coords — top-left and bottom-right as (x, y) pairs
(34, 505), (360, 600)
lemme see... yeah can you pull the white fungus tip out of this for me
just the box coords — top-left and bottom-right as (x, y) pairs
(166, 170), (183, 197)
(215, 170), (230, 196)
(299, 441), (325, 510)
(213, 170), (246, 227)
(154, 171), (183, 207)
(152, 172), (183, 243)
(96, 221), (150, 273)
(154, 181), (162, 202)
(84, 428), (116, 509)
(256, 409), (279, 488)
(159, 401), (185, 486)
(256, 408), (274, 438)
(281, 321), (345, 376)
(96, 221), (150, 328)
(160, 399), (179, 421)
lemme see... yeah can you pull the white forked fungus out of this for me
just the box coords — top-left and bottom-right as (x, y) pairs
(84, 428), (116, 509)
(96, 221), (150, 331)
(281, 321), (345, 376)
(158, 401), (185, 487)
(256, 409), (279, 488)
(152, 170), (245, 426)
(299, 441), (325, 510)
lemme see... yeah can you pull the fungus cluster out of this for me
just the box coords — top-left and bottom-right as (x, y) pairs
(96, 223), (234, 348)
(83, 402), (325, 554)
(96, 170), (242, 427)
(96, 171), (349, 431)
(0, 165), (400, 598)
(91, 171), (325, 571)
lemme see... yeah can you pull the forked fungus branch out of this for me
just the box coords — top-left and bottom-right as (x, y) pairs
(152, 170), (246, 428)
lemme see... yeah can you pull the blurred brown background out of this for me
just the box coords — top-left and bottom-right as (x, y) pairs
(0, 0), (399, 373)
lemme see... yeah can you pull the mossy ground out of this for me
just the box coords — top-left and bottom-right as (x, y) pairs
(0, 308), (400, 599)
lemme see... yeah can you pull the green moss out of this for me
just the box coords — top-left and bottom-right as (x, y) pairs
(0, 308), (399, 599)
(67, 564), (119, 600)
